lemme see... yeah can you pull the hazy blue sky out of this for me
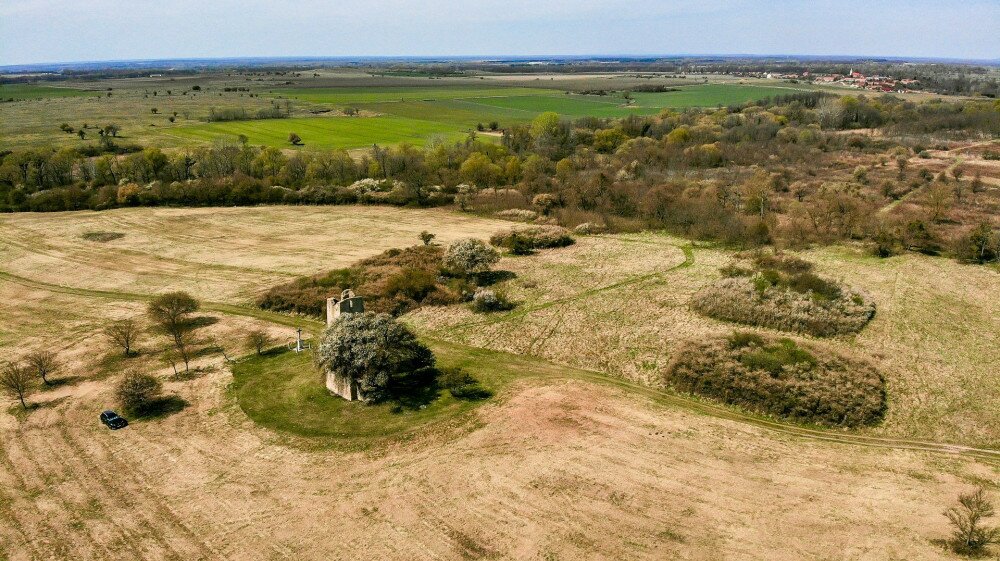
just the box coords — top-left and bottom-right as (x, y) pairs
(1, 0), (998, 65)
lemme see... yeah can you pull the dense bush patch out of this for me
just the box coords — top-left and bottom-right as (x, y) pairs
(666, 333), (886, 427)
(490, 225), (575, 253)
(692, 253), (875, 337)
(257, 245), (464, 317)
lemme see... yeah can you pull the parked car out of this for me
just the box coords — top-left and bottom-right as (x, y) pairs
(99, 410), (128, 430)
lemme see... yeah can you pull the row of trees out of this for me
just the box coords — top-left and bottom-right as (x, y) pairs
(2, 94), (998, 262)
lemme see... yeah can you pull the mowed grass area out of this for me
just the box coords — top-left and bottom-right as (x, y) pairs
(1, 205), (997, 560)
(163, 114), (468, 149)
(0, 83), (96, 100)
(231, 341), (507, 445)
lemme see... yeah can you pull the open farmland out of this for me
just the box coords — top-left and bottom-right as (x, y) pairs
(0, 206), (997, 560)
(0, 77), (812, 150)
(411, 233), (1000, 447)
(0, 83), (96, 100)
(163, 114), (468, 149)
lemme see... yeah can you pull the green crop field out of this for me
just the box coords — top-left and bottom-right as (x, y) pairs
(628, 83), (805, 108)
(162, 114), (469, 149)
(0, 80), (820, 150)
(457, 93), (658, 118)
(268, 86), (555, 105)
(0, 83), (96, 100)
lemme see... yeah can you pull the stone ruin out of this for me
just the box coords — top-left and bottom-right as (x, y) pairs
(325, 289), (365, 401)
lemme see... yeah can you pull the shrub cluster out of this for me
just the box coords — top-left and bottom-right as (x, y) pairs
(693, 254), (874, 337)
(438, 367), (492, 400)
(489, 225), (575, 253)
(496, 208), (538, 222)
(665, 334), (886, 427)
(471, 288), (514, 313)
(257, 245), (463, 317)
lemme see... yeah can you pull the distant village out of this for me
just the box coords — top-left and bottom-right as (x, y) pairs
(740, 69), (921, 93)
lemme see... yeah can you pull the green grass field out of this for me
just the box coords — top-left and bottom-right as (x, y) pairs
(268, 86), (555, 104)
(0, 79), (817, 150)
(0, 84), (96, 100)
(163, 114), (468, 149)
(628, 84), (803, 108)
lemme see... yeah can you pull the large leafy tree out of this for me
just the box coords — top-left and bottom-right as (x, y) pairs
(317, 312), (435, 402)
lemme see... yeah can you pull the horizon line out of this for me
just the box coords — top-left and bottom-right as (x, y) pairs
(3, 52), (999, 72)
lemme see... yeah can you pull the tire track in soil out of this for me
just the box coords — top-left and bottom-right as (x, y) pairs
(6, 425), (97, 559)
(0, 440), (52, 560)
(48, 422), (185, 560)
(23, 421), (133, 560)
(58, 420), (216, 560)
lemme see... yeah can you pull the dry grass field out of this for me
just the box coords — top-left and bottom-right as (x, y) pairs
(412, 234), (1000, 447)
(1, 206), (998, 560)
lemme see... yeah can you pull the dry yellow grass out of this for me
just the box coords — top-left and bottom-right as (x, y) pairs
(0, 206), (508, 303)
(1, 207), (998, 560)
(413, 235), (1000, 447)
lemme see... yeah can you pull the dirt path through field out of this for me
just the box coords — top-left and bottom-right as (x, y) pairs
(2, 263), (996, 462)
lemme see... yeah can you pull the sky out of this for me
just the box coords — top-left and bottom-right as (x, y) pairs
(1, 0), (998, 66)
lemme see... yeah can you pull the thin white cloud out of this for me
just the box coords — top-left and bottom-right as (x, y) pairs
(1, 0), (997, 65)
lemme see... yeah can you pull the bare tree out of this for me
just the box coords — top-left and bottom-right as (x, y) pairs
(946, 487), (999, 556)
(25, 350), (58, 385)
(245, 330), (274, 356)
(1, 362), (34, 410)
(926, 183), (954, 222)
(147, 292), (200, 371)
(104, 318), (141, 356)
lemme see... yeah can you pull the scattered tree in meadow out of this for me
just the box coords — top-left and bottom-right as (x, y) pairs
(419, 231), (436, 246)
(945, 487), (999, 556)
(1, 362), (34, 410)
(147, 292), (200, 371)
(104, 318), (141, 357)
(245, 329), (274, 356)
(77, 129), (86, 140)
(288, 132), (302, 145)
(116, 369), (163, 414)
(25, 350), (58, 385)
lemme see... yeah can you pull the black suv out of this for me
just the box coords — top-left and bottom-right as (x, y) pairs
(100, 410), (128, 430)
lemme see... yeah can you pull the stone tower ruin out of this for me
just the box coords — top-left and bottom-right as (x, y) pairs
(325, 289), (366, 401)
